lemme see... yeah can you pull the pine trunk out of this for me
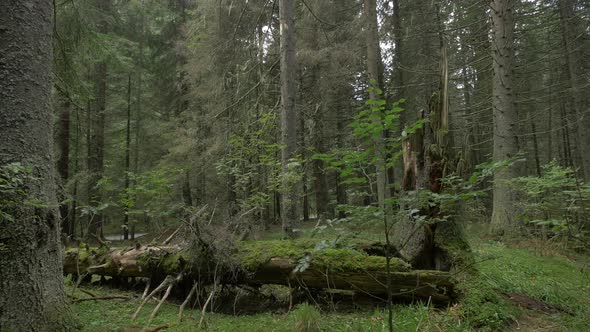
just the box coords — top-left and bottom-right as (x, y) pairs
(279, 0), (300, 237)
(0, 1), (72, 330)
(490, 0), (521, 235)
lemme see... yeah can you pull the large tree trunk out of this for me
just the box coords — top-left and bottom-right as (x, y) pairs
(0, 1), (72, 330)
(490, 0), (521, 235)
(279, 0), (300, 237)
(63, 245), (456, 303)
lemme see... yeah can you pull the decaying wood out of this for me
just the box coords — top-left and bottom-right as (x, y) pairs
(64, 245), (456, 303)
(72, 295), (130, 303)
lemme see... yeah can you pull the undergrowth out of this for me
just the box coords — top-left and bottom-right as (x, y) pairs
(70, 237), (590, 331)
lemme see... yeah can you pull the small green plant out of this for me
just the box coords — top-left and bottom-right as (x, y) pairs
(513, 160), (590, 238)
(292, 303), (322, 332)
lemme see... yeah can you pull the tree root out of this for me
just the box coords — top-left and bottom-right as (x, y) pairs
(148, 282), (174, 324)
(198, 280), (218, 330)
(132, 275), (173, 321)
(178, 282), (198, 322)
(141, 279), (151, 301)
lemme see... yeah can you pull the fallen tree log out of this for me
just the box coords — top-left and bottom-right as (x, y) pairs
(63, 240), (457, 303)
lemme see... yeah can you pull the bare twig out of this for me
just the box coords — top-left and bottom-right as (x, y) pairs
(78, 288), (97, 298)
(87, 263), (108, 271)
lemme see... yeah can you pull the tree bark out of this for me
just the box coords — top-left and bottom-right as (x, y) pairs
(279, 0), (300, 237)
(490, 0), (521, 235)
(0, 1), (73, 330)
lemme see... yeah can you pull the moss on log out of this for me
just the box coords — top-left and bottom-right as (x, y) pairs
(64, 241), (456, 302)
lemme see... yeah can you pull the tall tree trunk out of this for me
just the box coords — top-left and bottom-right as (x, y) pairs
(300, 111), (310, 222)
(364, 1), (394, 330)
(57, 96), (72, 236)
(71, 106), (81, 240)
(124, 75), (132, 240)
(0, 1), (72, 329)
(135, 0), (145, 175)
(279, 0), (300, 237)
(490, 0), (520, 235)
(87, 0), (111, 240)
(364, 0), (388, 210)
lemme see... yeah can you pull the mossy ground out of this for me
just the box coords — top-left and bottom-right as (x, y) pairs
(70, 232), (590, 331)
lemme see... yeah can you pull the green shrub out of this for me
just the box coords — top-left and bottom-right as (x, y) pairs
(513, 161), (590, 237)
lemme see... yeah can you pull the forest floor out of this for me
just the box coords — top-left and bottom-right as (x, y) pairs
(68, 226), (590, 331)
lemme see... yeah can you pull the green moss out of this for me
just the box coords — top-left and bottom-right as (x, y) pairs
(136, 250), (186, 273)
(238, 240), (410, 272)
(239, 239), (319, 270)
(65, 247), (92, 265)
(313, 248), (409, 272)
(459, 278), (516, 331)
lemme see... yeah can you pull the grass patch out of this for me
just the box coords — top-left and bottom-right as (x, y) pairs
(466, 240), (590, 330)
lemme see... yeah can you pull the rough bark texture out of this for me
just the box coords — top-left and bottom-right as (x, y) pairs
(63, 245), (457, 303)
(279, 0), (300, 237)
(0, 1), (73, 330)
(490, 0), (521, 234)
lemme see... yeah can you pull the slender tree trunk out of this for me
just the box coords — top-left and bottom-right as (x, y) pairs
(279, 0), (300, 237)
(71, 106), (81, 240)
(364, 0), (388, 210)
(490, 0), (521, 235)
(57, 96), (72, 236)
(135, 0), (145, 174)
(124, 75), (132, 240)
(87, 0), (111, 240)
(0, 1), (73, 329)
(300, 113), (310, 222)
